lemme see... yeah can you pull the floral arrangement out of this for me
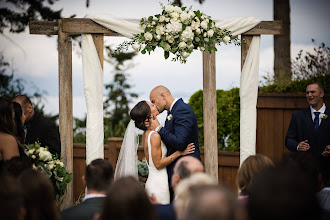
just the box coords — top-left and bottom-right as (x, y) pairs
(25, 141), (73, 205)
(115, 3), (239, 63)
(321, 113), (328, 120)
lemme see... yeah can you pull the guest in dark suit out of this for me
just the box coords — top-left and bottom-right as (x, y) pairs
(13, 95), (61, 157)
(61, 159), (114, 220)
(285, 82), (330, 167)
(150, 85), (201, 200)
(153, 156), (204, 220)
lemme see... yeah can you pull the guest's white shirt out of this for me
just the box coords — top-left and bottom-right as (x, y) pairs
(310, 103), (326, 125)
(82, 193), (106, 202)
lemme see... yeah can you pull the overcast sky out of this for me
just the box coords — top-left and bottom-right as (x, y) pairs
(0, 0), (329, 119)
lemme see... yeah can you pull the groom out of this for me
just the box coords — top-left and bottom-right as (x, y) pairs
(149, 85), (201, 200)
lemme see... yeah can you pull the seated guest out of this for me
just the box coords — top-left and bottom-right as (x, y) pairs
(2, 156), (32, 177)
(0, 97), (20, 167)
(98, 176), (156, 220)
(18, 169), (60, 220)
(61, 159), (114, 220)
(182, 184), (240, 220)
(318, 161), (330, 213)
(237, 154), (274, 202)
(174, 173), (217, 220)
(153, 156), (204, 220)
(13, 95), (61, 156)
(247, 166), (322, 220)
(0, 174), (25, 220)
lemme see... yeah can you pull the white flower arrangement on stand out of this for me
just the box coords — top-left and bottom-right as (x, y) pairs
(115, 3), (239, 63)
(25, 141), (73, 206)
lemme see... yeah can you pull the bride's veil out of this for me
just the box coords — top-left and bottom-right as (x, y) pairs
(114, 120), (139, 180)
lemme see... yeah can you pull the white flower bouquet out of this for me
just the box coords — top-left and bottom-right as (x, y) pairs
(115, 3), (239, 63)
(25, 141), (73, 205)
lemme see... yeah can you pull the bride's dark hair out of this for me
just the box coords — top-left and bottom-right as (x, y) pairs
(130, 101), (151, 131)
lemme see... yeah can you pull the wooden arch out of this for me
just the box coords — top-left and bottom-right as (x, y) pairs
(29, 18), (282, 207)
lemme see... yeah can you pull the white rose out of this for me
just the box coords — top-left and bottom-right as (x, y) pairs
(207, 29), (214, 37)
(173, 6), (182, 13)
(28, 149), (35, 155)
(144, 32), (153, 41)
(165, 17), (170, 22)
(165, 5), (175, 13)
(195, 28), (201, 34)
(39, 150), (52, 161)
(165, 21), (182, 34)
(49, 164), (54, 169)
(195, 17), (200, 22)
(170, 12), (180, 20)
(182, 51), (190, 58)
(166, 35), (174, 43)
(178, 42), (187, 49)
(188, 11), (195, 18)
(203, 32), (207, 37)
(181, 26), (194, 42)
(132, 43), (141, 51)
(201, 20), (208, 30)
(200, 47), (205, 51)
(156, 25), (165, 35)
(159, 15), (165, 22)
(223, 36), (231, 44)
(191, 21), (200, 30)
(156, 35), (161, 41)
(152, 21), (156, 26)
(31, 155), (36, 159)
(180, 12), (189, 23)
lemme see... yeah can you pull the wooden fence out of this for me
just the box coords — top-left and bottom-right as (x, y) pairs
(72, 93), (329, 202)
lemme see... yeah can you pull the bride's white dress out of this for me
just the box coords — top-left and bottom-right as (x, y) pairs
(145, 131), (170, 204)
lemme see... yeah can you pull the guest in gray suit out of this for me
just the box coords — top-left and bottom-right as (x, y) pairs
(61, 159), (114, 220)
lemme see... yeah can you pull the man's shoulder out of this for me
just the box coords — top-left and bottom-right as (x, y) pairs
(61, 198), (104, 219)
(32, 112), (56, 127)
(292, 108), (309, 117)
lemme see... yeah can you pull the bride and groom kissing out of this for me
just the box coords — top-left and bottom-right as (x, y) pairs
(115, 85), (201, 204)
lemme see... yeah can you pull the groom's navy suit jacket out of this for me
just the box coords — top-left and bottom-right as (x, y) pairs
(158, 98), (201, 188)
(285, 106), (330, 162)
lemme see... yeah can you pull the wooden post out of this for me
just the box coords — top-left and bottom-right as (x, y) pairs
(58, 19), (73, 209)
(241, 35), (253, 70)
(203, 49), (218, 182)
(91, 34), (104, 69)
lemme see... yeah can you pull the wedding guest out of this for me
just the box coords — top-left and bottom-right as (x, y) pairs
(0, 174), (26, 220)
(98, 176), (156, 220)
(12, 101), (28, 157)
(13, 95), (61, 156)
(0, 97), (20, 166)
(174, 173), (217, 220)
(61, 159), (114, 220)
(247, 166), (322, 220)
(153, 156), (204, 220)
(237, 154), (274, 202)
(285, 82), (330, 170)
(182, 184), (240, 220)
(18, 169), (60, 220)
(149, 85), (201, 200)
(2, 156), (32, 177)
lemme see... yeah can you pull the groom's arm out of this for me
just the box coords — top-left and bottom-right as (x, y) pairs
(158, 108), (194, 151)
(285, 112), (300, 152)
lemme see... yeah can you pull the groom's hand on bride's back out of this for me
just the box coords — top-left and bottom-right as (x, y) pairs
(145, 189), (161, 205)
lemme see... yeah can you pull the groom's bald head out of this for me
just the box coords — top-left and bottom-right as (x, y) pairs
(149, 85), (174, 113)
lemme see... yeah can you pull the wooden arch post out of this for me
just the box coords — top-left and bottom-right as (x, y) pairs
(29, 18), (282, 206)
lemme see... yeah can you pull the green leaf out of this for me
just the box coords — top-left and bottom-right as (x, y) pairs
(204, 38), (209, 42)
(148, 16), (153, 21)
(164, 51), (169, 59)
(195, 37), (200, 42)
(141, 49), (146, 54)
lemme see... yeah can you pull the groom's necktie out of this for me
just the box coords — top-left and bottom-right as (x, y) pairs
(314, 112), (320, 132)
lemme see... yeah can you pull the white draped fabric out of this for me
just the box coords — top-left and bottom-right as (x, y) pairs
(81, 14), (261, 166)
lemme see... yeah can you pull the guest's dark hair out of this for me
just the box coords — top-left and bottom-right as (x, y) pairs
(130, 101), (151, 131)
(307, 81), (325, 93)
(18, 169), (60, 220)
(85, 159), (114, 191)
(248, 166), (321, 220)
(177, 161), (192, 179)
(0, 97), (16, 136)
(13, 102), (25, 144)
(3, 156), (32, 177)
(100, 176), (156, 220)
(0, 174), (25, 220)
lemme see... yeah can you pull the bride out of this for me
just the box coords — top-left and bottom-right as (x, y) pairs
(115, 100), (194, 204)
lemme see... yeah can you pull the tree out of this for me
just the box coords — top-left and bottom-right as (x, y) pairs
(103, 46), (138, 138)
(274, 0), (291, 83)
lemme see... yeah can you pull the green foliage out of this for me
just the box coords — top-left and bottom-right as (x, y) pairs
(260, 40), (330, 93)
(137, 158), (149, 177)
(189, 88), (240, 151)
(0, 0), (63, 33)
